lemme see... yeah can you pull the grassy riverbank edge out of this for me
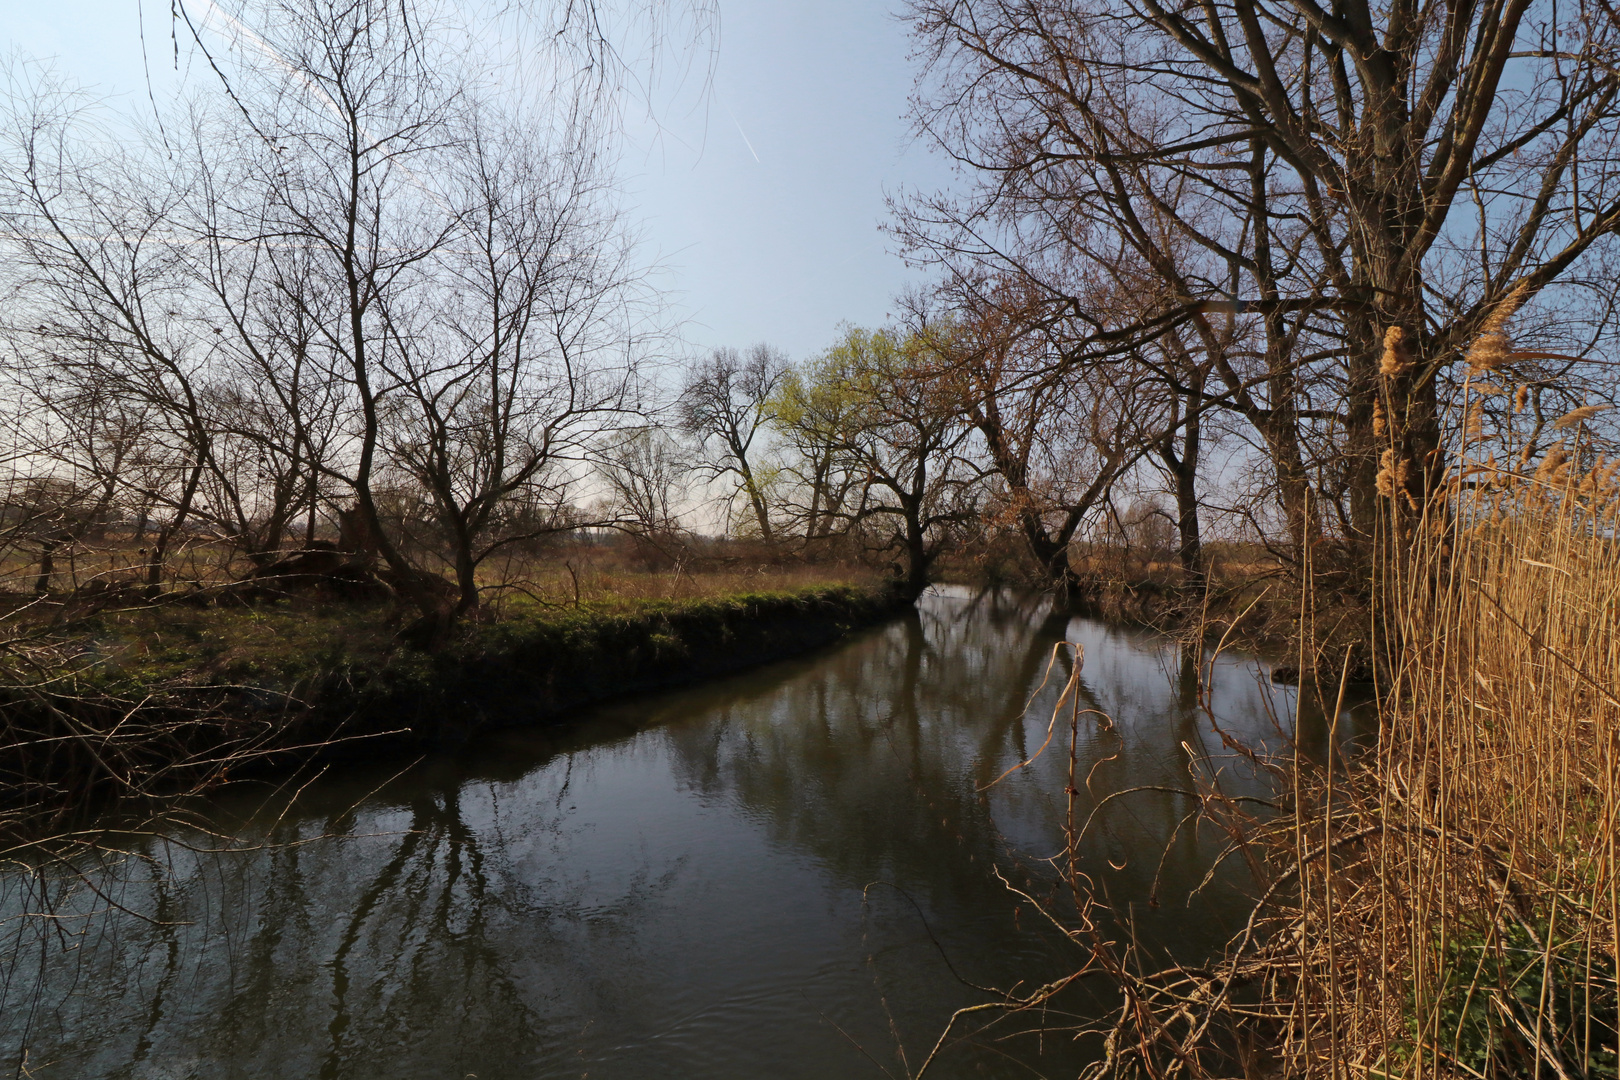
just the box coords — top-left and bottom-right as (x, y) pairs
(312, 582), (912, 748)
(2, 583), (911, 822)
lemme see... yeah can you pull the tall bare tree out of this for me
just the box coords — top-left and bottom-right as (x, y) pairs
(922, 280), (1163, 595)
(381, 110), (652, 619)
(677, 344), (786, 540)
(900, 0), (1620, 576)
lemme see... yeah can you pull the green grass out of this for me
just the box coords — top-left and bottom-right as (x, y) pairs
(53, 570), (876, 695)
(18, 578), (900, 750)
(0, 577), (904, 822)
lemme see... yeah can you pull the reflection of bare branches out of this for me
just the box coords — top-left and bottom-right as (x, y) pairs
(905, 592), (1317, 1077)
(980, 640), (1098, 791)
(863, 882), (1003, 997)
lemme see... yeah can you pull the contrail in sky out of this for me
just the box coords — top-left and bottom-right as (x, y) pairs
(722, 101), (761, 164)
(188, 0), (344, 121)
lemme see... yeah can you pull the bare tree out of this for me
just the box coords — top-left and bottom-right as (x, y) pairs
(678, 344), (787, 540)
(1146, 329), (1213, 587)
(0, 68), (353, 583)
(378, 107), (653, 622)
(0, 82), (225, 590)
(922, 280), (1164, 596)
(899, 0), (1620, 579)
(597, 425), (690, 536)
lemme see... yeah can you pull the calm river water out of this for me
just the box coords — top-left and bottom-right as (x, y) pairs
(1, 587), (1362, 1079)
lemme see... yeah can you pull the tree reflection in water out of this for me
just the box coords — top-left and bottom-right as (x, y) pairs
(0, 587), (1364, 1079)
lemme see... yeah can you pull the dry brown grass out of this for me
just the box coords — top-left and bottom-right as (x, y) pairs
(476, 542), (879, 614)
(1183, 430), (1616, 1078)
(1289, 425), (1620, 1079)
(0, 531), (878, 612)
(951, 407), (1619, 1078)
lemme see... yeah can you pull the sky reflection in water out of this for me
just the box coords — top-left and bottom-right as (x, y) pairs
(0, 587), (1366, 1079)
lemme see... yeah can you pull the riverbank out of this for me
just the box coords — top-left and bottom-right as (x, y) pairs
(0, 581), (909, 829)
(1038, 468), (1620, 1076)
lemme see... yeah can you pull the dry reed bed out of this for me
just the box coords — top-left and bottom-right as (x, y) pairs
(1236, 463), (1613, 1078)
(1337, 451), (1620, 1079)
(1189, 458), (1620, 1079)
(969, 456), (1619, 1079)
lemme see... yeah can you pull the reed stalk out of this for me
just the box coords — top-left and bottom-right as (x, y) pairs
(1315, 400), (1620, 1079)
(972, 383), (1620, 1078)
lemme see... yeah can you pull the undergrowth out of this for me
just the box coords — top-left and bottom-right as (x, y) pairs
(0, 579), (896, 843)
(947, 381), (1620, 1077)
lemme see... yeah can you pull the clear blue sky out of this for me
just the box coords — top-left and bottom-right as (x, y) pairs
(6, 1), (952, 362)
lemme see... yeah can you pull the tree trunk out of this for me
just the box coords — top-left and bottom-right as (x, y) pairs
(35, 539), (56, 596)
(903, 507), (930, 600)
(747, 482), (774, 541)
(454, 542), (480, 619)
(1251, 152), (1317, 567)
(1020, 512), (1083, 598)
(971, 403), (1088, 597)
(147, 461), (205, 593)
(1173, 462), (1203, 587)
(304, 479), (320, 547)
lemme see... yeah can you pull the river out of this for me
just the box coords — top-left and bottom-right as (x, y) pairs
(0, 586), (1365, 1079)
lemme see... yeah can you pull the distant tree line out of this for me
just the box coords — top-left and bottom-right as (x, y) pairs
(5, 0), (1620, 635)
